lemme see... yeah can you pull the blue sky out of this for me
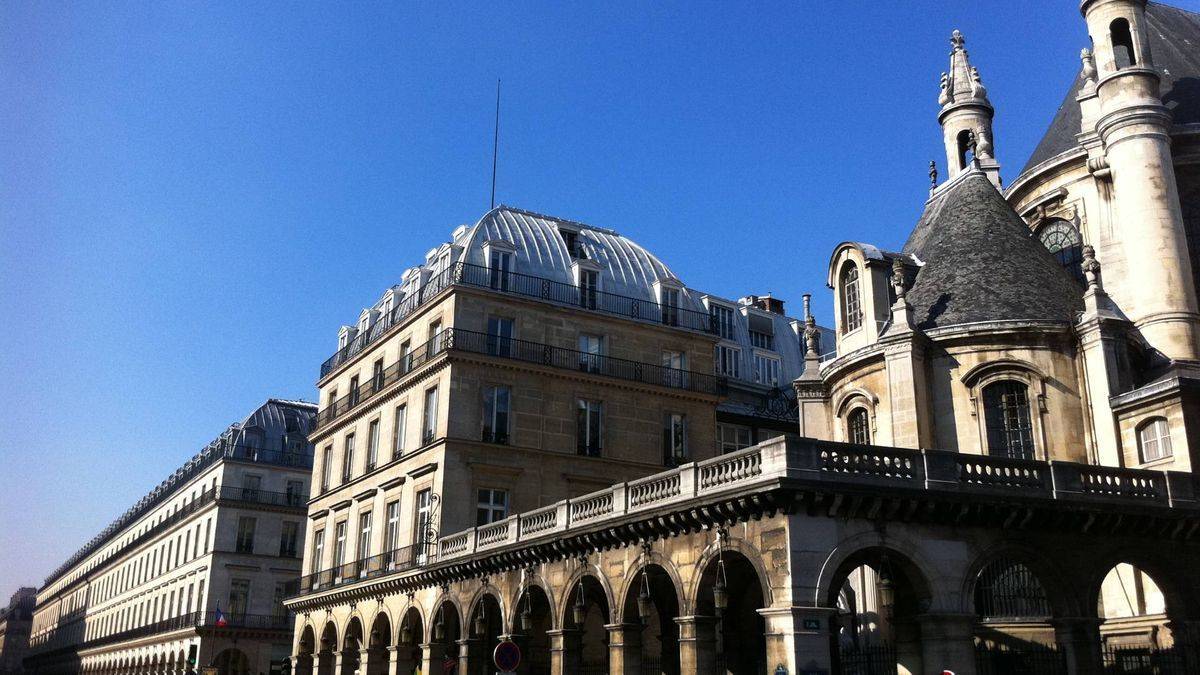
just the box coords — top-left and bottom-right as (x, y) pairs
(0, 0), (1172, 595)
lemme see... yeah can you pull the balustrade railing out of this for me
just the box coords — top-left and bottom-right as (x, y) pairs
(319, 261), (718, 379)
(314, 328), (723, 430)
(291, 438), (1200, 600)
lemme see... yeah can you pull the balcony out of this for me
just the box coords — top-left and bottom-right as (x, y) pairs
(297, 543), (433, 595)
(319, 261), (718, 379)
(217, 485), (309, 509)
(314, 328), (724, 431)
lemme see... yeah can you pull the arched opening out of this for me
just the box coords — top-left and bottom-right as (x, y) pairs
(971, 556), (1064, 672)
(1037, 219), (1085, 285)
(296, 625), (316, 675)
(982, 380), (1035, 460)
(695, 550), (767, 675)
(395, 606), (424, 675)
(1097, 561), (1178, 669)
(847, 407), (871, 445)
(1111, 18), (1137, 69)
(317, 622), (338, 675)
(827, 547), (932, 675)
(431, 600), (463, 674)
(564, 574), (610, 673)
(366, 612), (392, 675)
(619, 563), (681, 675)
(176, 650), (187, 675)
(211, 648), (251, 675)
(514, 585), (553, 675)
(957, 128), (977, 171)
(840, 264), (863, 334)
(467, 593), (504, 675)
(340, 617), (364, 675)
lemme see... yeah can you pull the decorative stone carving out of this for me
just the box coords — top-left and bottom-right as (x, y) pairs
(970, 66), (989, 102)
(802, 293), (821, 356)
(929, 160), (938, 188)
(976, 128), (994, 159)
(891, 258), (907, 299)
(1080, 48), (1097, 85)
(1082, 244), (1102, 291)
(938, 72), (951, 105)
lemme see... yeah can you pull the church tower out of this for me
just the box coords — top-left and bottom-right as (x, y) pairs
(1081, 0), (1200, 362)
(937, 30), (1001, 187)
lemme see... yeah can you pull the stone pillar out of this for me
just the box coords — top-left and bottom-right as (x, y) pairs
(418, 643), (445, 675)
(316, 651), (335, 675)
(331, 651), (345, 675)
(757, 606), (837, 675)
(605, 623), (642, 675)
(547, 628), (581, 675)
(1053, 617), (1103, 675)
(676, 615), (718, 674)
(1163, 619), (1200, 667)
(290, 654), (314, 675)
(455, 638), (474, 675)
(383, 646), (402, 675)
(357, 648), (374, 675)
(915, 613), (977, 675)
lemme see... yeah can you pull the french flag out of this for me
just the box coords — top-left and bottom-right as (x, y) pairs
(214, 607), (228, 627)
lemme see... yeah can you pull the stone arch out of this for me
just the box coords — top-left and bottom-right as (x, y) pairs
(960, 541), (1080, 619)
(615, 549), (686, 619)
(296, 622), (317, 656)
(317, 620), (338, 675)
(557, 562), (615, 627)
(211, 647), (251, 675)
(464, 584), (507, 633)
(506, 573), (558, 633)
(812, 532), (939, 611)
(1084, 547), (1200, 625)
(513, 582), (554, 675)
(428, 592), (465, 644)
(562, 569), (612, 673)
(339, 615), (366, 674)
(367, 606), (393, 647)
(395, 600), (425, 646)
(365, 610), (392, 675)
(339, 612), (366, 651)
(688, 533), (775, 613)
(620, 561), (683, 674)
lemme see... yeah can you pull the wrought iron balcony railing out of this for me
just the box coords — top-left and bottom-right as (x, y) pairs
(298, 543), (434, 595)
(28, 610), (294, 659)
(314, 328), (724, 431)
(217, 485), (309, 509)
(319, 261), (718, 379)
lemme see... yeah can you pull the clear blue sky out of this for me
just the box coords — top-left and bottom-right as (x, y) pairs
(3, 0), (1182, 595)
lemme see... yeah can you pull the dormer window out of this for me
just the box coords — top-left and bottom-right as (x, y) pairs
(559, 228), (585, 259)
(840, 264), (862, 333)
(489, 250), (512, 291)
(710, 304), (735, 340)
(579, 269), (599, 310)
(661, 288), (680, 326)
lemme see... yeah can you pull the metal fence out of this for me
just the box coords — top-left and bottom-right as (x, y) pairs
(837, 643), (897, 675)
(975, 643), (1067, 675)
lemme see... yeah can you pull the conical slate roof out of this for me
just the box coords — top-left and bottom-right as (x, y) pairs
(902, 171), (1083, 330)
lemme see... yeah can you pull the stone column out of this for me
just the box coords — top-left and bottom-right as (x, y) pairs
(418, 643), (445, 675)
(605, 623), (642, 675)
(290, 654), (314, 675)
(757, 606), (837, 675)
(1163, 618), (1200, 668)
(357, 648), (374, 675)
(546, 628), (581, 675)
(915, 613), (976, 675)
(1053, 617), (1103, 675)
(676, 615), (718, 674)
(455, 638), (474, 675)
(383, 646), (403, 675)
(331, 651), (345, 675)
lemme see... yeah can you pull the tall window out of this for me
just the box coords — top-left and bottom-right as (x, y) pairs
(1138, 418), (1172, 463)
(579, 269), (599, 310)
(312, 528), (326, 569)
(392, 404), (407, 459)
(235, 517), (256, 554)
(372, 358), (385, 391)
(429, 320), (444, 353)
(399, 339), (412, 371)
(476, 488), (509, 526)
(753, 353), (781, 386)
(487, 316), (514, 357)
(848, 408), (871, 445)
(718, 424), (753, 454)
(366, 420), (380, 471)
(715, 345), (741, 378)
(349, 375), (360, 406)
(384, 501), (401, 554)
(1111, 18), (1137, 69)
(710, 304), (735, 339)
(749, 330), (774, 350)
(415, 489), (433, 549)
(560, 229), (582, 258)
(577, 399), (603, 457)
(357, 512), (372, 568)
(422, 387), (439, 445)
(241, 474), (261, 501)
(286, 480), (305, 507)
(342, 434), (356, 483)
(273, 582), (289, 618)
(663, 413), (688, 466)
(983, 381), (1035, 460)
(1038, 219), (1084, 284)
(661, 287), (680, 327)
(320, 446), (332, 492)
(279, 522), (299, 558)
(489, 250), (512, 291)
(228, 579), (250, 619)
(483, 385), (511, 444)
(578, 334), (604, 373)
(841, 264), (862, 333)
(333, 522), (347, 570)
(662, 350), (686, 388)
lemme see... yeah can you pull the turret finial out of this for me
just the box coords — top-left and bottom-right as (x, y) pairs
(929, 161), (938, 188)
(891, 258), (908, 300)
(950, 29), (965, 51)
(802, 293), (820, 357)
(1082, 245), (1102, 291)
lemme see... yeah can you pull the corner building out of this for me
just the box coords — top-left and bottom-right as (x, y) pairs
(287, 3), (1200, 675)
(25, 400), (316, 675)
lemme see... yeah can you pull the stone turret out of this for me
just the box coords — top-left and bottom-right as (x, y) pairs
(937, 30), (1001, 187)
(1080, 0), (1200, 362)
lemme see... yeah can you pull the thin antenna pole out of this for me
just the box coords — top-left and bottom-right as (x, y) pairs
(490, 79), (501, 210)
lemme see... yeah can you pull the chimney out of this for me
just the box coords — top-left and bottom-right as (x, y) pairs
(752, 294), (786, 315)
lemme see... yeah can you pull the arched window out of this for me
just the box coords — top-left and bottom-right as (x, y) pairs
(847, 408), (871, 445)
(841, 264), (862, 333)
(1137, 417), (1172, 463)
(982, 381), (1035, 460)
(957, 128), (976, 170)
(1111, 18), (1137, 69)
(1038, 219), (1084, 284)
(974, 557), (1052, 620)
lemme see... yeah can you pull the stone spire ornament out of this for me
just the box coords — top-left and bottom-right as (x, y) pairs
(1080, 48), (1098, 86)
(891, 257), (908, 300)
(1082, 244), (1102, 291)
(929, 160), (938, 188)
(802, 293), (821, 357)
(798, 293), (823, 383)
(938, 28), (1000, 186)
(938, 72), (951, 106)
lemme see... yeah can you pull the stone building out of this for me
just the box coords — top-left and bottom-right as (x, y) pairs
(282, 2), (1200, 674)
(24, 400), (316, 675)
(0, 588), (36, 675)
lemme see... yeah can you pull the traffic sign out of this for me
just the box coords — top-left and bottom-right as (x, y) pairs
(494, 640), (521, 672)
